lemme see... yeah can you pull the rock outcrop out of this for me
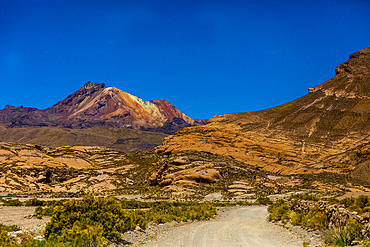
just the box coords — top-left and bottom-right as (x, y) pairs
(155, 47), (370, 182)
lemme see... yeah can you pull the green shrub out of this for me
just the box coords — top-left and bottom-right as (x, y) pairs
(363, 239), (370, 247)
(0, 223), (20, 232)
(289, 211), (305, 225)
(50, 220), (109, 247)
(328, 197), (340, 205)
(302, 241), (310, 247)
(0, 228), (17, 247)
(339, 196), (370, 214)
(323, 218), (363, 246)
(301, 205), (327, 230)
(24, 198), (46, 207)
(254, 197), (273, 205)
(2, 198), (23, 206)
(43, 195), (217, 246)
(267, 199), (289, 221)
(35, 206), (44, 219)
(26, 239), (73, 246)
(334, 239), (345, 246)
(0, 223), (19, 247)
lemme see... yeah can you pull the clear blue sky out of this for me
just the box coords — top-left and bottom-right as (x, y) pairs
(1, 0), (369, 120)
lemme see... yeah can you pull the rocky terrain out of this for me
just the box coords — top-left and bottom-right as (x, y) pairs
(0, 141), (271, 197)
(155, 47), (370, 185)
(0, 126), (167, 153)
(2, 141), (369, 200)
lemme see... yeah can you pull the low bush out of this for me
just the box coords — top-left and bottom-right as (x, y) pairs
(288, 211), (305, 226)
(339, 195), (370, 214)
(323, 218), (363, 246)
(0, 224), (20, 232)
(0, 223), (19, 247)
(289, 193), (321, 201)
(1, 198), (23, 206)
(301, 205), (327, 230)
(42, 195), (217, 246)
(268, 195), (369, 246)
(0, 197), (50, 207)
(363, 239), (370, 247)
(267, 199), (289, 221)
(24, 198), (47, 207)
(26, 239), (74, 246)
(254, 197), (273, 205)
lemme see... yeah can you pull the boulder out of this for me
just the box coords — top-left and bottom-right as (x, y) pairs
(159, 179), (172, 187)
(171, 156), (189, 165)
(149, 172), (158, 186)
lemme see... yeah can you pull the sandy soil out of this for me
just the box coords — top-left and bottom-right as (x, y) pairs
(0, 206), (50, 231)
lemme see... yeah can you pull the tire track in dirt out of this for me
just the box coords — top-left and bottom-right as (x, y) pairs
(142, 206), (308, 247)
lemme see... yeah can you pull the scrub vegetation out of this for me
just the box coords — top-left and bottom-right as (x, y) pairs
(267, 194), (370, 246)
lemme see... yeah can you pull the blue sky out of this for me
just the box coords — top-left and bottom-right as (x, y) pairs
(1, 0), (369, 120)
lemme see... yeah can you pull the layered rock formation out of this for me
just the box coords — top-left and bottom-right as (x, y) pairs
(0, 82), (206, 133)
(155, 47), (370, 181)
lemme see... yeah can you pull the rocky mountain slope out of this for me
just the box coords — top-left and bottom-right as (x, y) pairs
(0, 82), (206, 133)
(155, 47), (370, 184)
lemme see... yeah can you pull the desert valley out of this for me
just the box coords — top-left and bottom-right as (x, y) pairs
(1, 47), (370, 246)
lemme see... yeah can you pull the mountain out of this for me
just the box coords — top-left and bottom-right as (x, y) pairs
(155, 47), (370, 184)
(0, 82), (207, 133)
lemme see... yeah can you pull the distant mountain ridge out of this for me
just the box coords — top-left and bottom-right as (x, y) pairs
(0, 82), (207, 134)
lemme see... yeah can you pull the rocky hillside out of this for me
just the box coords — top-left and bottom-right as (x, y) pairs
(0, 82), (207, 133)
(0, 142), (283, 198)
(2, 141), (368, 199)
(155, 47), (370, 184)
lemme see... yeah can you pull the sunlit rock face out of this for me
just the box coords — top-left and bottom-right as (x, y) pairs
(156, 47), (370, 181)
(0, 81), (207, 132)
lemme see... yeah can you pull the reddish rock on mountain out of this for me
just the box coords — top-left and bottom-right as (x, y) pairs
(0, 82), (207, 133)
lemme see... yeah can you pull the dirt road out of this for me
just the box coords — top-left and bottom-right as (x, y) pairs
(142, 206), (319, 247)
(0, 206), (50, 231)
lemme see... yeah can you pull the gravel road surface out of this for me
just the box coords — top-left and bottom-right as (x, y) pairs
(142, 206), (318, 247)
